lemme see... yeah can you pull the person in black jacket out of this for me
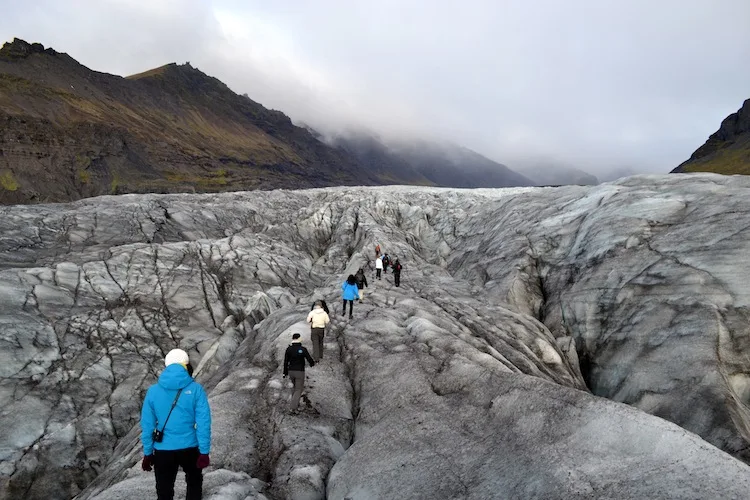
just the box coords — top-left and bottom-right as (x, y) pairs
(392, 258), (403, 287)
(354, 268), (368, 302)
(283, 333), (315, 413)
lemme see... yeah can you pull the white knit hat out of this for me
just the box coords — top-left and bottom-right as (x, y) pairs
(164, 348), (190, 367)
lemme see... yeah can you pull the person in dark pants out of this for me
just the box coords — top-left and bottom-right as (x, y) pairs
(341, 274), (359, 318)
(284, 333), (316, 413)
(306, 300), (330, 362)
(354, 268), (368, 302)
(392, 258), (403, 287)
(153, 449), (202, 500)
(141, 349), (212, 500)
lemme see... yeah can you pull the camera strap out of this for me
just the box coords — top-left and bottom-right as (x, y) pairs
(159, 388), (183, 435)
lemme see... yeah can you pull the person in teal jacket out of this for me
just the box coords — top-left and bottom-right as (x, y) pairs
(341, 274), (360, 318)
(141, 348), (212, 500)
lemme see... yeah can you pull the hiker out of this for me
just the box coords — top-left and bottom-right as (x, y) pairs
(375, 243), (381, 258)
(140, 348), (212, 500)
(392, 258), (403, 287)
(382, 254), (391, 274)
(341, 274), (359, 318)
(375, 255), (384, 279)
(310, 299), (330, 315)
(354, 268), (368, 302)
(306, 300), (330, 362)
(283, 333), (316, 413)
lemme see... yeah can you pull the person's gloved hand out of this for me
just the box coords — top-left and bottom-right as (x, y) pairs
(196, 454), (210, 469)
(141, 455), (153, 472)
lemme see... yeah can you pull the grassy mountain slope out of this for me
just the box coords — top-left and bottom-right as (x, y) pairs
(673, 98), (750, 174)
(0, 39), (388, 203)
(0, 38), (533, 204)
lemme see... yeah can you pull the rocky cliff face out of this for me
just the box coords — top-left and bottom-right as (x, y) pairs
(673, 98), (750, 174)
(2, 174), (750, 499)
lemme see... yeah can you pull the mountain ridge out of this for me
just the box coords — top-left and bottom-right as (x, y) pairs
(0, 38), (533, 204)
(672, 97), (750, 174)
(322, 129), (534, 188)
(0, 38), (388, 203)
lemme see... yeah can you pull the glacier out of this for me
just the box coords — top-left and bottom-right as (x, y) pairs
(1, 174), (750, 499)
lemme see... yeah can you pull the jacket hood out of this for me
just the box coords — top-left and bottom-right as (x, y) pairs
(158, 363), (194, 390)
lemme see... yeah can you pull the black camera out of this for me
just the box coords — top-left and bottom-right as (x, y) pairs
(152, 429), (164, 443)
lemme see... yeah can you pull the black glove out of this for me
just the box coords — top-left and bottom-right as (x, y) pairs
(142, 455), (153, 472)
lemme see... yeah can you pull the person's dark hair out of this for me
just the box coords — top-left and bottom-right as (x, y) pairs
(347, 274), (356, 285)
(292, 333), (301, 340)
(187, 363), (194, 377)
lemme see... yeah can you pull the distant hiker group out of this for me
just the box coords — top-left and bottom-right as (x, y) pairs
(279, 243), (406, 414)
(376, 251), (402, 287)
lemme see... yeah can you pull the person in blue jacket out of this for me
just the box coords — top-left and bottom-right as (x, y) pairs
(341, 274), (360, 319)
(141, 348), (212, 500)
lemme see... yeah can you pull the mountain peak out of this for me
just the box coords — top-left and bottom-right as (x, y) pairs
(125, 62), (230, 96)
(126, 62), (180, 80)
(0, 38), (57, 60)
(673, 97), (750, 174)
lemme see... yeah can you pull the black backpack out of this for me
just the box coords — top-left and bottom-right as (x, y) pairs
(311, 300), (329, 314)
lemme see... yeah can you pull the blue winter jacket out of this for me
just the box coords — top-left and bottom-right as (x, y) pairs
(140, 364), (211, 455)
(342, 280), (360, 301)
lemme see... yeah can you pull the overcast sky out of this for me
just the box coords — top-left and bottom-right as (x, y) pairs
(2, 0), (749, 176)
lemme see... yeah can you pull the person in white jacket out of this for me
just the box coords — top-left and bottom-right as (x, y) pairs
(375, 255), (384, 280)
(306, 301), (330, 362)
